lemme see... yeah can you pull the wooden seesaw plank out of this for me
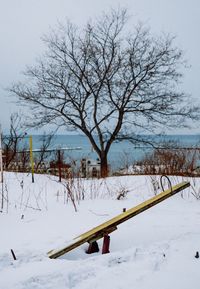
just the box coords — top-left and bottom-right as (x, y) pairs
(47, 181), (190, 259)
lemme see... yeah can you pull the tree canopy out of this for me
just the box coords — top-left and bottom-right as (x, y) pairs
(11, 8), (197, 176)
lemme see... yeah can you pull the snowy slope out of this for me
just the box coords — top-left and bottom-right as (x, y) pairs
(0, 172), (199, 289)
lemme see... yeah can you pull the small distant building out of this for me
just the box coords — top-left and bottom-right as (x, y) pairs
(81, 158), (101, 178)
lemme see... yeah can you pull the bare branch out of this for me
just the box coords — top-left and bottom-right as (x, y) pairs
(10, 8), (198, 177)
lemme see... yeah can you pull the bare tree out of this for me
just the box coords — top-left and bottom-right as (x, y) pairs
(2, 113), (27, 169)
(34, 133), (54, 171)
(10, 8), (198, 177)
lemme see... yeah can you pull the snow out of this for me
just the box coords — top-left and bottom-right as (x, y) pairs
(0, 172), (200, 289)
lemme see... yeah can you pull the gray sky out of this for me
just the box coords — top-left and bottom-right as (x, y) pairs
(0, 0), (200, 133)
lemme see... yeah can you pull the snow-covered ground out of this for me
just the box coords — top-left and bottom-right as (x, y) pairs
(0, 172), (200, 289)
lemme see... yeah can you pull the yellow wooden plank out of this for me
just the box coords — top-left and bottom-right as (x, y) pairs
(29, 135), (34, 183)
(48, 181), (190, 259)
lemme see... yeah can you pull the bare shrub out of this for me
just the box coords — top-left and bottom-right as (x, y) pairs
(0, 180), (9, 213)
(149, 176), (160, 195)
(116, 186), (129, 200)
(34, 133), (54, 172)
(2, 113), (28, 170)
(135, 146), (200, 177)
(58, 175), (81, 212)
(188, 177), (200, 200)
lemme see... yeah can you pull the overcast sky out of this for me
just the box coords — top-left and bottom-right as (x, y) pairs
(0, 0), (200, 133)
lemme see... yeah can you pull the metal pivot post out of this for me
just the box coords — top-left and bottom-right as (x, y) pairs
(102, 234), (110, 254)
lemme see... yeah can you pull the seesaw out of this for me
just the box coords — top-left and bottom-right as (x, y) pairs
(48, 181), (190, 259)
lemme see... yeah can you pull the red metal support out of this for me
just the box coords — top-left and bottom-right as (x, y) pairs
(102, 234), (110, 254)
(86, 241), (99, 254)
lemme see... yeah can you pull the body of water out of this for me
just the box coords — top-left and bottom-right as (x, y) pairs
(27, 134), (200, 171)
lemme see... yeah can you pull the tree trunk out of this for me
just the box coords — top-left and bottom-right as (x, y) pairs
(100, 154), (109, 178)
